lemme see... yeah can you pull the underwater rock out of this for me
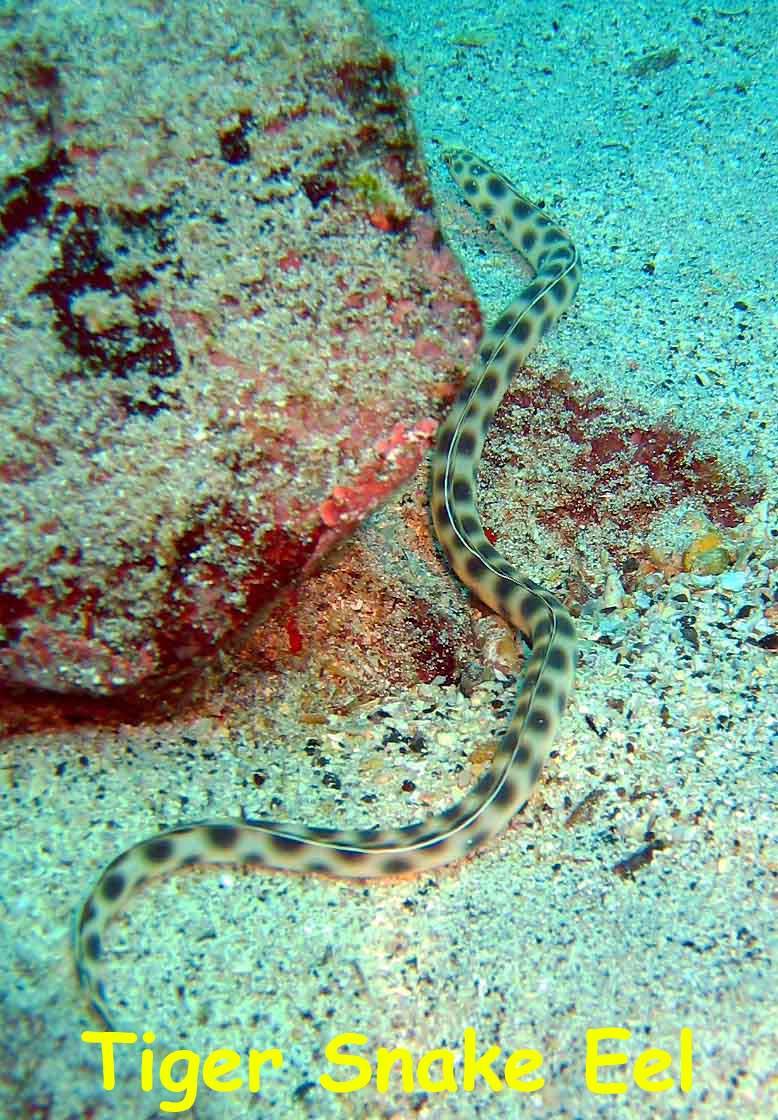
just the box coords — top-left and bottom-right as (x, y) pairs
(0, 0), (478, 699)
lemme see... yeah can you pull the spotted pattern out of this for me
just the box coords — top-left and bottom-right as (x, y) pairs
(73, 148), (581, 1026)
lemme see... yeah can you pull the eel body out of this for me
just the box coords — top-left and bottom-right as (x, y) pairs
(74, 149), (581, 1025)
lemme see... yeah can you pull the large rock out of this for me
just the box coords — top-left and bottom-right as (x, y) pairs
(0, 0), (478, 698)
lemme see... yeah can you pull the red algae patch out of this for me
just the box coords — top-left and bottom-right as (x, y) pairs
(479, 368), (763, 585)
(0, 0), (479, 701)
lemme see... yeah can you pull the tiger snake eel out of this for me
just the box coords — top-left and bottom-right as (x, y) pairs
(75, 148), (581, 1026)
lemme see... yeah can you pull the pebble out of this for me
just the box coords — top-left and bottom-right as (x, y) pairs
(719, 570), (748, 593)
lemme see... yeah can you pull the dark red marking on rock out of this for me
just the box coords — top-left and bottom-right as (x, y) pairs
(219, 110), (255, 165)
(302, 174), (339, 208)
(32, 203), (181, 416)
(0, 147), (68, 247)
(153, 518), (321, 672)
(332, 54), (396, 107)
